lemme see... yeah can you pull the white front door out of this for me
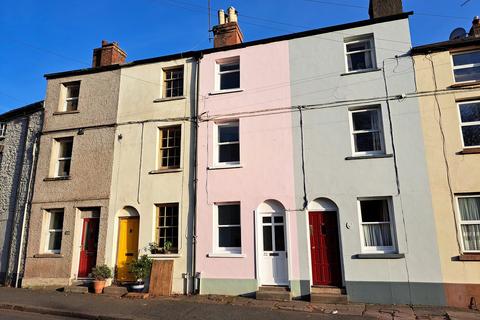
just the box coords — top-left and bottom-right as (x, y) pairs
(259, 213), (288, 285)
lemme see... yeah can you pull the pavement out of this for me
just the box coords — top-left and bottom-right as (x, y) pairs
(0, 287), (478, 320)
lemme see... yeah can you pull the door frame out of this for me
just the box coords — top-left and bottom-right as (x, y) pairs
(306, 199), (345, 288)
(254, 201), (291, 287)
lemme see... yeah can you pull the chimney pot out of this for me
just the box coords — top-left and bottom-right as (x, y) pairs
(92, 40), (127, 68)
(369, 0), (403, 19)
(227, 7), (238, 23)
(218, 9), (226, 25)
(470, 16), (480, 38)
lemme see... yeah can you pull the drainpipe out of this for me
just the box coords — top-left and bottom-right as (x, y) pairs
(15, 133), (40, 288)
(191, 52), (203, 294)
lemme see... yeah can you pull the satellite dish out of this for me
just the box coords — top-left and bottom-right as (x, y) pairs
(450, 27), (467, 40)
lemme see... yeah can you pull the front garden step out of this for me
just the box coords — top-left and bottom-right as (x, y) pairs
(256, 286), (291, 301)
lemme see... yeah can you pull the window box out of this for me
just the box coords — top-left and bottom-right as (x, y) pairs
(213, 203), (242, 254)
(456, 195), (480, 253)
(214, 121), (240, 166)
(358, 198), (396, 253)
(458, 101), (480, 149)
(216, 57), (240, 92)
(452, 50), (480, 84)
(349, 107), (385, 156)
(344, 36), (377, 73)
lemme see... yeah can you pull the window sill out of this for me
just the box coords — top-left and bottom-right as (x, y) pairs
(457, 148), (480, 155)
(53, 110), (80, 116)
(34, 253), (64, 258)
(207, 164), (242, 170)
(449, 81), (480, 89)
(345, 154), (393, 161)
(341, 68), (381, 76)
(207, 253), (246, 258)
(149, 168), (183, 175)
(148, 254), (181, 259)
(458, 254), (480, 261)
(153, 96), (186, 103)
(44, 176), (71, 181)
(208, 89), (243, 96)
(354, 253), (405, 259)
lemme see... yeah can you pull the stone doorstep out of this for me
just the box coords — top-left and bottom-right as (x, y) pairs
(310, 286), (345, 295)
(103, 286), (128, 297)
(257, 286), (290, 292)
(63, 286), (89, 294)
(256, 287), (291, 302)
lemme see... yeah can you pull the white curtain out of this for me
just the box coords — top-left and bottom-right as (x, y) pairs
(459, 197), (480, 221)
(363, 223), (392, 247)
(459, 197), (480, 251)
(462, 225), (480, 251)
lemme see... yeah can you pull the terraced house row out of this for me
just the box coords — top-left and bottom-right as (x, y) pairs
(1, 0), (480, 308)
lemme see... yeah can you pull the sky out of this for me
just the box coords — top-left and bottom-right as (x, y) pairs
(0, 0), (479, 113)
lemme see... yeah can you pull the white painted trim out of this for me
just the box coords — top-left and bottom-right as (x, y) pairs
(451, 50), (480, 84)
(348, 106), (386, 157)
(212, 202), (242, 254)
(457, 100), (480, 148)
(344, 36), (377, 74)
(213, 121), (240, 167)
(71, 208), (83, 280)
(454, 194), (480, 253)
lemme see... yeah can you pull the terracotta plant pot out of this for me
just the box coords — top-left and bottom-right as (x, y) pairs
(93, 280), (105, 294)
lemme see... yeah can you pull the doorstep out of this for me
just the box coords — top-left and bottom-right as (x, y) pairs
(310, 286), (348, 304)
(256, 286), (291, 302)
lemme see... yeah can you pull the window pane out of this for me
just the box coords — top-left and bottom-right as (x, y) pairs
(220, 63), (239, 72)
(219, 144), (240, 163)
(462, 125), (480, 147)
(454, 67), (480, 83)
(66, 99), (78, 111)
(346, 41), (370, 52)
(458, 197), (480, 221)
(360, 200), (390, 222)
(263, 226), (273, 251)
(461, 224), (480, 251)
(262, 217), (271, 223)
(49, 211), (64, 230)
(159, 126), (181, 169)
(219, 226), (241, 247)
(274, 225), (285, 251)
(220, 71), (240, 90)
(48, 231), (62, 251)
(352, 110), (379, 131)
(362, 224), (392, 247)
(164, 68), (184, 98)
(453, 51), (480, 66)
(219, 125), (239, 143)
(348, 52), (373, 71)
(57, 159), (71, 176)
(59, 140), (73, 158)
(67, 85), (80, 98)
(354, 132), (382, 152)
(157, 204), (179, 252)
(460, 103), (480, 123)
(274, 216), (283, 223)
(218, 204), (240, 225)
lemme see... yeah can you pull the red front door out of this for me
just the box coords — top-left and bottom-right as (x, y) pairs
(78, 218), (99, 278)
(309, 211), (342, 286)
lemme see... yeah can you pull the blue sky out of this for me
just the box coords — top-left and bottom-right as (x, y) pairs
(0, 0), (478, 113)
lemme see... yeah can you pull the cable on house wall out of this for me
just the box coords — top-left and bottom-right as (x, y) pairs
(137, 122), (145, 205)
(425, 53), (463, 254)
(298, 107), (309, 210)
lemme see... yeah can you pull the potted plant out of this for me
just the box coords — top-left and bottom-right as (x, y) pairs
(147, 242), (161, 254)
(90, 264), (112, 294)
(128, 254), (152, 291)
(163, 241), (173, 254)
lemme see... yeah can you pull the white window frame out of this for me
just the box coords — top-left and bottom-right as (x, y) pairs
(215, 57), (240, 92)
(357, 197), (396, 254)
(457, 100), (480, 149)
(213, 121), (240, 167)
(451, 50), (480, 84)
(0, 123), (6, 138)
(455, 194), (480, 253)
(54, 137), (73, 178)
(62, 82), (80, 112)
(344, 36), (376, 73)
(213, 203), (242, 254)
(349, 107), (385, 156)
(44, 209), (64, 254)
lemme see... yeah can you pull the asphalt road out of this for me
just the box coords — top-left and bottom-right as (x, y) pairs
(0, 310), (81, 319)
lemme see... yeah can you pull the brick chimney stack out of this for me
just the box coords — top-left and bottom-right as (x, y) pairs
(470, 16), (480, 38)
(369, 0), (403, 19)
(212, 7), (244, 48)
(92, 40), (127, 68)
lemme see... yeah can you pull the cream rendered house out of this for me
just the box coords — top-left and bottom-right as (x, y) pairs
(104, 54), (198, 294)
(412, 18), (480, 308)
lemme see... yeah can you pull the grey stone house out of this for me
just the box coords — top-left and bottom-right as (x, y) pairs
(0, 101), (43, 286)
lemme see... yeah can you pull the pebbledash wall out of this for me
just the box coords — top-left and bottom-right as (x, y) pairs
(104, 56), (197, 294)
(412, 37), (480, 308)
(22, 71), (120, 287)
(0, 102), (43, 285)
(289, 14), (444, 305)
(195, 41), (299, 296)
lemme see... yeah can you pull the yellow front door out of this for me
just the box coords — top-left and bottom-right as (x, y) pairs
(116, 217), (139, 282)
